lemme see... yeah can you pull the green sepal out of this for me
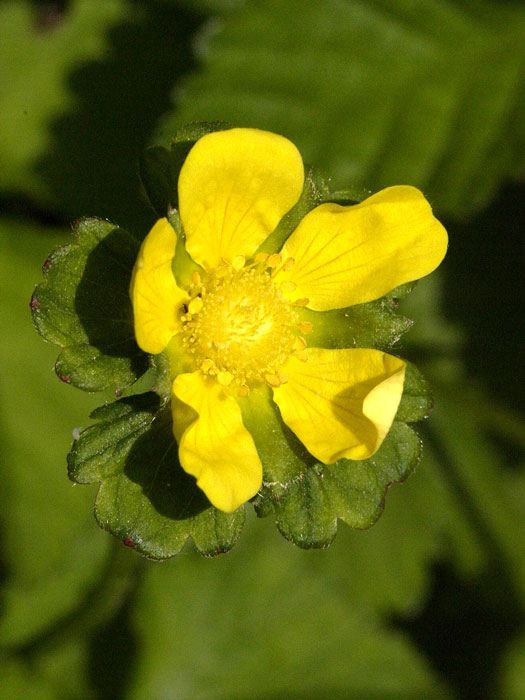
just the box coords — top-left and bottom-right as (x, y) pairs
(140, 121), (231, 217)
(243, 366), (430, 548)
(256, 422), (422, 549)
(68, 393), (244, 559)
(396, 362), (433, 423)
(31, 218), (147, 393)
(304, 298), (413, 351)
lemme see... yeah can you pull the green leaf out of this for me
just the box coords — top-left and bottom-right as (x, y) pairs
(270, 423), (422, 548)
(305, 297), (413, 351)
(127, 528), (452, 699)
(0, 220), (111, 647)
(396, 362), (433, 423)
(242, 386), (422, 548)
(0, 0), (127, 202)
(32, 217), (148, 393)
(69, 395), (245, 559)
(162, 0), (525, 218)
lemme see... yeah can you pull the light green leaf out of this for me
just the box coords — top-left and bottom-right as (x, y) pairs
(162, 0), (525, 218)
(128, 526), (452, 699)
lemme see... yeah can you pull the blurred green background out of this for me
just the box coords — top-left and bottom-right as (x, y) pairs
(1, 0), (524, 697)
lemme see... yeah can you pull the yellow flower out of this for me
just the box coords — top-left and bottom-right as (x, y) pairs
(131, 128), (447, 513)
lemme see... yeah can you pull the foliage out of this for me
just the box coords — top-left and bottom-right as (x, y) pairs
(0, 0), (524, 697)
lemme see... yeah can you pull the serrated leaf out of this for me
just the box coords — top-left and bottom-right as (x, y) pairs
(396, 362), (433, 422)
(32, 217), (147, 393)
(267, 423), (422, 549)
(163, 0), (525, 218)
(70, 395), (244, 559)
(242, 386), (422, 547)
(306, 297), (413, 351)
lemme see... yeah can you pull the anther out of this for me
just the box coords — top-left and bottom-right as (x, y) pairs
(201, 358), (215, 374)
(188, 297), (203, 315)
(217, 371), (234, 386)
(293, 336), (307, 352)
(265, 373), (282, 387)
(232, 255), (245, 270)
(282, 257), (295, 271)
(266, 253), (281, 269)
(191, 271), (202, 286)
(293, 297), (310, 307)
(297, 321), (313, 334)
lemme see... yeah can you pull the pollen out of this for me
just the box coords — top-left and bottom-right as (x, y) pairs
(180, 260), (310, 389)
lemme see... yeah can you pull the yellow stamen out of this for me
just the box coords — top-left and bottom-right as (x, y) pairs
(217, 371), (234, 386)
(201, 358), (215, 374)
(293, 297), (310, 307)
(188, 297), (203, 315)
(265, 373), (282, 387)
(293, 336), (307, 352)
(232, 255), (245, 270)
(297, 321), (313, 334)
(191, 270), (202, 286)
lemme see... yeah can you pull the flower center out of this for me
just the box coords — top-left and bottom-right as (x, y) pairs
(179, 256), (311, 394)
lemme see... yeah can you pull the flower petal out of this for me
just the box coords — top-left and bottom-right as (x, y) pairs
(130, 218), (188, 354)
(172, 372), (262, 512)
(277, 186), (447, 310)
(273, 348), (406, 463)
(178, 128), (304, 269)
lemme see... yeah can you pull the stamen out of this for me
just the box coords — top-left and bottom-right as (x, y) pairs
(297, 321), (313, 334)
(266, 253), (281, 269)
(293, 297), (310, 307)
(188, 297), (203, 315)
(191, 270), (202, 286)
(179, 261), (313, 390)
(232, 255), (245, 270)
(265, 373), (282, 387)
(217, 371), (234, 386)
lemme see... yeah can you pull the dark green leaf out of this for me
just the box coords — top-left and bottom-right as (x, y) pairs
(267, 423), (422, 548)
(396, 362), (433, 423)
(139, 145), (175, 217)
(70, 395), (244, 559)
(32, 218), (147, 393)
(164, 0), (525, 218)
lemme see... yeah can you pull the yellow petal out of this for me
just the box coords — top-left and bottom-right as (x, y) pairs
(277, 186), (448, 310)
(130, 218), (188, 354)
(272, 348), (406, 463)
(172, 372), (262, 512)
(178, 128), (304, 269)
